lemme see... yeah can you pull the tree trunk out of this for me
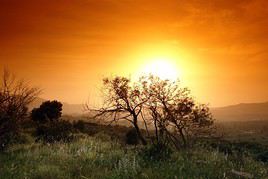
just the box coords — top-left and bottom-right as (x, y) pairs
(133, 116), (147, 145)
(179, 128), (187, 147)
(154, 119), (159, 144)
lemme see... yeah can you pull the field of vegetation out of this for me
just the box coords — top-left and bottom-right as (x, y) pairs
(0, 119), (267, 179)
(216, 120), (268, 144)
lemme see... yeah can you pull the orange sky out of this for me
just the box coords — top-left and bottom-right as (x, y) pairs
(0, 0), (268, 107)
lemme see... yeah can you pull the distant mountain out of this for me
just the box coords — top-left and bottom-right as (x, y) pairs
(211, 102), (268, 121)
(29, 97), (84, 115)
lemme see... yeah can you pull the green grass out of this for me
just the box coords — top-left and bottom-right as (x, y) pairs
(0, 134), (267, 179)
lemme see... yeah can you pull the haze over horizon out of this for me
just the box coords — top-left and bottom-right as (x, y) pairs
(1, 0), (268, 107)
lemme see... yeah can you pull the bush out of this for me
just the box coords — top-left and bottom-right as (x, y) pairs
(31, 100), (63, 122)
(0, 118), (18, 151)
(256, 151), (268, 163)
(0, 118), (32, 150)
(140, 143), (172, 162)
(0, 69), (40, 151)
(125, 128), (139, 145)
(36, 120), (74, 143)
(31, 108), (46, 123)
(73, 120), (86, 132)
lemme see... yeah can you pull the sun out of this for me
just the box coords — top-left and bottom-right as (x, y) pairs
(131, 44), (183, 81)
(139, 58), (179, 81)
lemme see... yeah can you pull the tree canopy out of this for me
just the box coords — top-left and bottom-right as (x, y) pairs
(31, 100), (63, 122)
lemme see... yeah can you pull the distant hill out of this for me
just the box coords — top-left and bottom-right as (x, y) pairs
(211, 102), (268, 121)
(29, 97), (84, 115)
(29, 98), (268, 121)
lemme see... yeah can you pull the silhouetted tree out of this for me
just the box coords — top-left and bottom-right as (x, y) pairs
(86, 76), (148, 145)
(0, 69), (40, 150)
(141, 75), (214, 148)
(87, 75), (214, 149)
(31, 100), (63, 122)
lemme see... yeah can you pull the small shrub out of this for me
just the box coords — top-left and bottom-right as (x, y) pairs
(20, 119), (36, 129)
(140, 143), (173, 162)
(0, 117), (19, 151)
(125, 128), (139, 145)
(36, 120), (73, 143)
(0, 120), (31, 150)
(73, 120), (86, 132)
(0, 127), (18, 151)
(256, 151), (268, 163)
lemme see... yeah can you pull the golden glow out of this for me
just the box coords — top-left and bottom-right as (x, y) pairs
(1, 1), (268, 106)
(139, 58), (179, 80)
(132, 43), (182, 81)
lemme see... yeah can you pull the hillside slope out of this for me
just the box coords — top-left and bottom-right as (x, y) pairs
(211, 102), (268, 121)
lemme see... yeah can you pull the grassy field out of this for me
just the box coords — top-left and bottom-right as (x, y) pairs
(0, 119), (268, 179)
(1, 136), (267, 179)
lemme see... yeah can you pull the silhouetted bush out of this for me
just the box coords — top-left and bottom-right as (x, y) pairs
(0, 117), (18, 150)
(36, 120), (73, 143)
(0, 118), (32, 150)
(31, 100), (62, 122)
(31, 108), (46, 123)
(140, 143), (172, 162)
(125, 128), (139, 145)
(73, 120), (86, 132)
(256, 151), (268, 163)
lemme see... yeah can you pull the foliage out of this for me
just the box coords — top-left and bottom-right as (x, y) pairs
(35, 120), (73, 143)
(140, 143), (173, 162)
(31, 100), (63, 122)
(125, 128), (139, 145)
(0, 69), (40, 150)
(72, 120), (86, 132)
(31, 108), (46, 122)
(256, 151), (268, 163)
(0, 117), (18, 151)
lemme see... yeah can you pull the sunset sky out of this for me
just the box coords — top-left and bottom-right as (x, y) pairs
(1, 0), (268, 107)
